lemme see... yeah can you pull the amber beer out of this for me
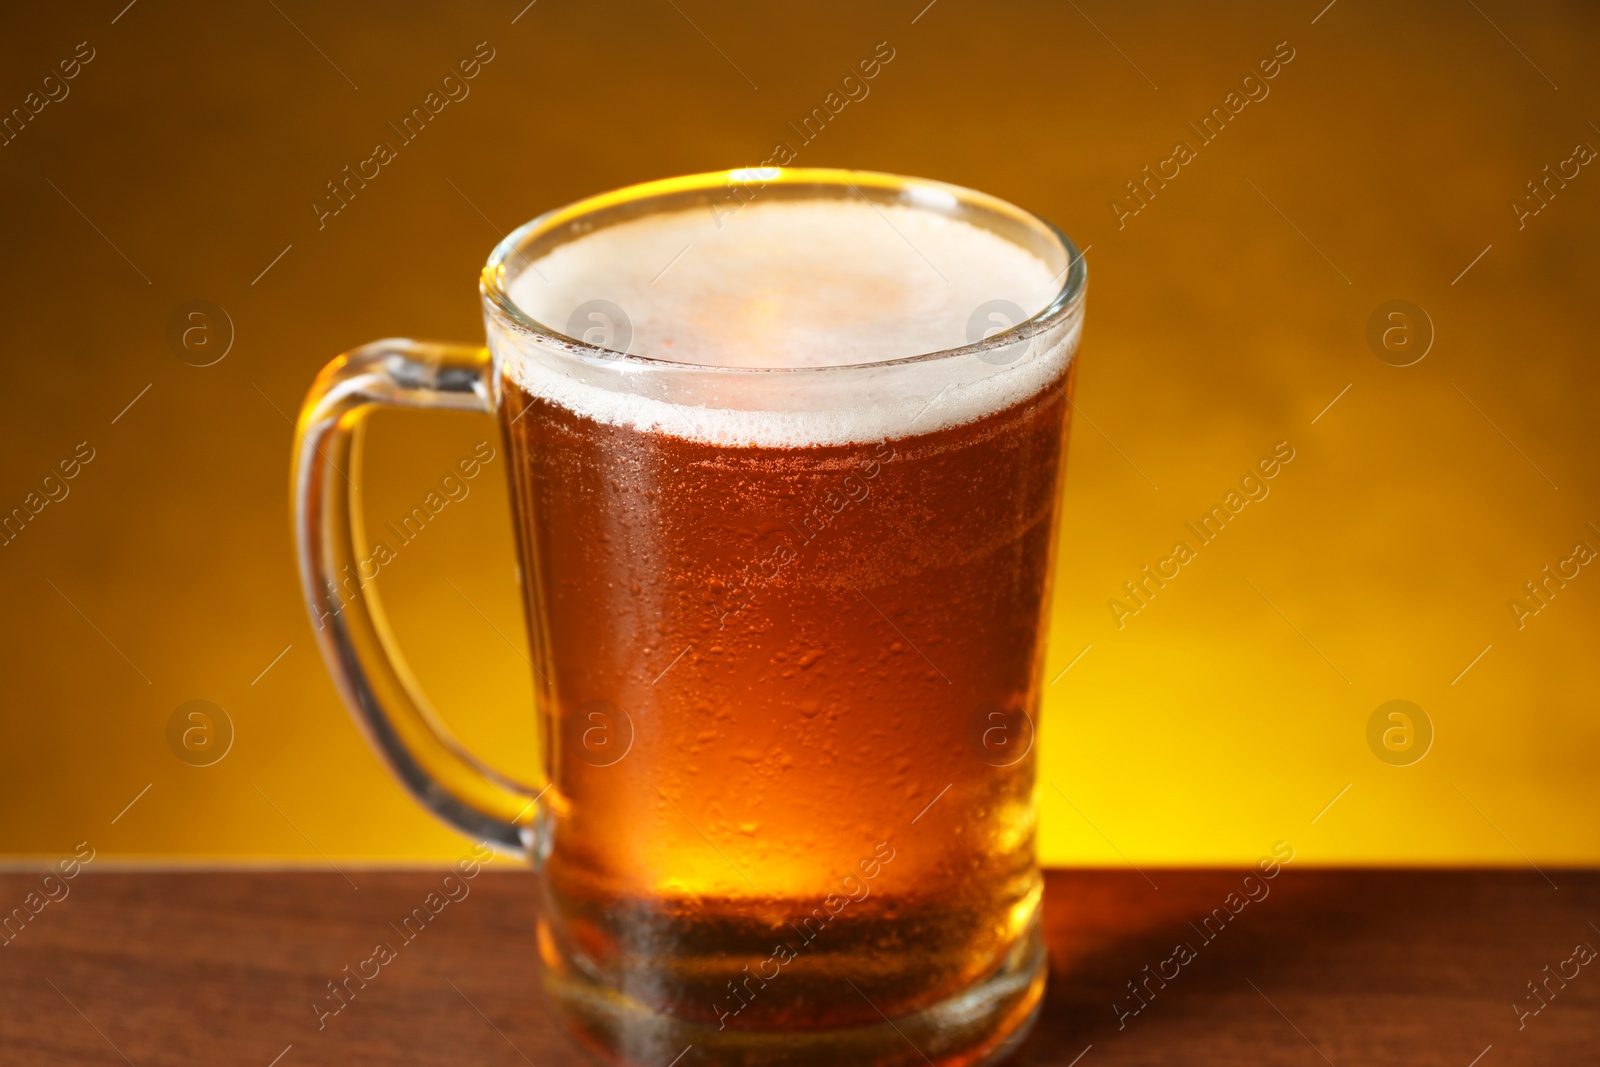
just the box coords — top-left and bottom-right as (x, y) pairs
(504, 370), (1070, 1063)
(494, 187), (1081, 1067)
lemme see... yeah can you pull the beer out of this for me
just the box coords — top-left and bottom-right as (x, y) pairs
(497, 197), (1078, 1066)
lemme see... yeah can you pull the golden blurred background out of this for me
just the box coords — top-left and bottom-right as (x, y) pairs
(2, 0), (1596, 867)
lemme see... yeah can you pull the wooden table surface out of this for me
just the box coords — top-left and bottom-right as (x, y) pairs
(1, 869), (1593, 1065)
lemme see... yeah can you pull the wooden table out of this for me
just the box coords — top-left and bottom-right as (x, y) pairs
(2, 869), (1593, 1065)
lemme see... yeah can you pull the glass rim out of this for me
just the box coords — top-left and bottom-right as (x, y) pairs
(480, 167), (1087, 375)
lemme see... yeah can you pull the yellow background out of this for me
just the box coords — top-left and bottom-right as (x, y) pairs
(2, 0), (1596, 867)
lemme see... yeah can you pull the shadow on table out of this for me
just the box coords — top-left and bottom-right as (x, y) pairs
(1013, 868), (1586, 1065)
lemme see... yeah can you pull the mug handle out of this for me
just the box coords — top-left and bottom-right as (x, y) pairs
(292, 338), (541, 854)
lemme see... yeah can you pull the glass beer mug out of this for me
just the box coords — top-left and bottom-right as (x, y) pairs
(293, 169), (1086, 1067)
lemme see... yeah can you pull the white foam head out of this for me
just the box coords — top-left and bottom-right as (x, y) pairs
(495, 196), (1080, 447)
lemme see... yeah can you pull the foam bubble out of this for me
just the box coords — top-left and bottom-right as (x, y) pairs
(497, 198), (1078, 447)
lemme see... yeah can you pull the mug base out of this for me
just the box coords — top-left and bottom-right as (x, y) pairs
(542, 920), (1048, 1067)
